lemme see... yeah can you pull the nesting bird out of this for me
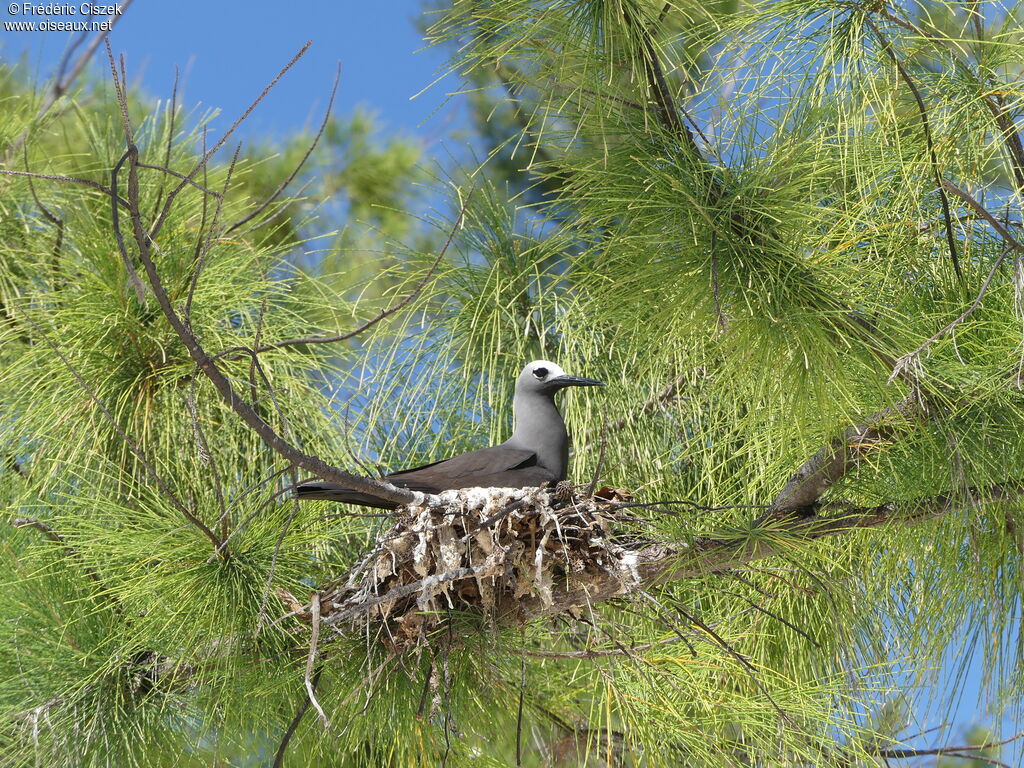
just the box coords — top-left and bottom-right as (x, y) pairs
(296, 360), (604, 509)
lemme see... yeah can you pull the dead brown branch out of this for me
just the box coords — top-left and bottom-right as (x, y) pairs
(148, 41), (314, 242)
(768, 393), (923, 515)
(249, 196), (469, 355)
(226, 64), (341, 235)
(0, 169), (127, 206)
(99, 44), (418, 508)
(875, 728), (1024, 765)
(866, 17), (961, 280)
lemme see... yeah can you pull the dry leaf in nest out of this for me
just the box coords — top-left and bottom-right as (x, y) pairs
(295, 487), (641, 653)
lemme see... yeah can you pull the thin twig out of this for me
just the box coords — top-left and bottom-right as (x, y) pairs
(4, 455), (28, 478)
(516, 628), (526, 767)
(184, 143), (240, 325)
(250, 193), (471, 354)
(111, 149), (149, 303)
(150, 67), (180, 222)
(149, 42), (313, 242)
(12, 517), (63, 544)
(305, 594), (330, 728)
(206, 469), (298, 563)
(523, 634), (694, 659)
(644, 591), (793, 722)
(226, 63), (341, 235)
(866, 17), (961, 280)
(889, 244), (1012, 383)
(877, 729), (1024, 760)
(624, 5), (700, 159)
(584, 416), (609, 498)
(941, 182), (1024, 255)
(272, 667), (323, 768)
(0, 170), (127, 206)
(257, 467), (301, 631)
(184, 385), (228, 544)
(875, 6), (1024, 196)
(136, 162), (223, 198)
(11, 518), (103, 583)
(23, 146), (65, 275)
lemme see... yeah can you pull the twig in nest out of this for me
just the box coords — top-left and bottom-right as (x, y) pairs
(305, 594), (329, 728)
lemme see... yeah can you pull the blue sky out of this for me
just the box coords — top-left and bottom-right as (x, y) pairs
(3, 2), (1023, 763)
(2, 1), (463, 142)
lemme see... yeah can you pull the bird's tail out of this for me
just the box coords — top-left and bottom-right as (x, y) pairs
(294, 481), (398, 510)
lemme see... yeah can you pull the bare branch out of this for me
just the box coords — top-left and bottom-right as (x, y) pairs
(111, 149), (150, 303)
(580, 371), (690, 445)
(183, 386), (227, 543)
(501, 484), (1022, 622)
(769, 393), (923, 515)
(878, 728), (1024, 767)
(22, 146), (65, 275)
(226, 63), (341, 235)
(272, 667), (322, 768)
(890, 244), (1012, 383)
(866, 17), (962, 280)
(150, 67), (180, 222)
(184, 143), (241, 326)
(136, 162), (223, 199)
(623, 5), (703, 161)
(0, 169), (127, 207)
(12, 517), (62, 544)
(4, 455), (28, 478)
(250, 193), (470, 355)
(149, 41), (313, 242)
(941, 182), (1024, 255)
(305, 594), (329, 728)
(103, 49), (417, 508)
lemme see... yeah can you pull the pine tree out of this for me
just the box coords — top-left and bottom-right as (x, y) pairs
(2, 1), (1024, 765)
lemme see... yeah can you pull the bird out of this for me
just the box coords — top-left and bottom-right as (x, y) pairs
(295, 360), (605, 509)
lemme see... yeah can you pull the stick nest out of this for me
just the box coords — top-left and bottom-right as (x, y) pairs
(282, 486), (638, 652)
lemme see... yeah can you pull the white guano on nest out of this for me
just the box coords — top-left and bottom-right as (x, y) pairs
(295, 486), (638, 652)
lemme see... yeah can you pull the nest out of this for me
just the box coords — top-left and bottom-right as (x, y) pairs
(281, 486), (638, 652)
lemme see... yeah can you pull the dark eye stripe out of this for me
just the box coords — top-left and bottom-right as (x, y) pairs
(533, 367), (548, 378)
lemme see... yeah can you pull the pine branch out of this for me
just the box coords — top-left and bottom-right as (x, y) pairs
(768, 393), (923, 516)
(865, 16), (962, 280)
(101, 45), (421, 509)
(14, 305), (224, 552)
(501, 483), (1022, 622)
(11, 518), (104, 583)
(875, 6), (1024, 196)
(245, 192), (469, 355)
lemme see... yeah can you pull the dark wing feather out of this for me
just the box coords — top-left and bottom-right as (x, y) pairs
(296, 446), (555, 507)
(385, 446), (553, 493)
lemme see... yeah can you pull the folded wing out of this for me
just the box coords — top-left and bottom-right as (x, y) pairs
(295, 446), (557, 509)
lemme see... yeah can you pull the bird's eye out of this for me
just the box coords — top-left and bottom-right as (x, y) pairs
(533, 367), (548, 379)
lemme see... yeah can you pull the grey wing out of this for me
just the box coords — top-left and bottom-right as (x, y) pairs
(385, 446), (556, 493)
